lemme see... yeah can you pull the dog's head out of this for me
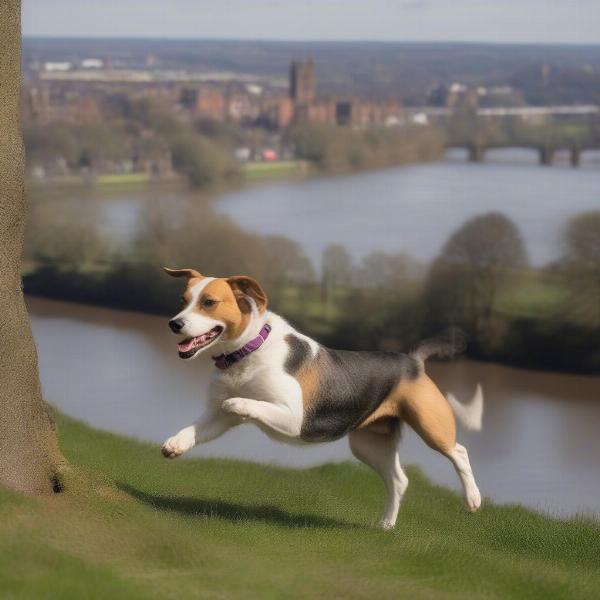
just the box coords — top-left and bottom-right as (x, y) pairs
(164, 267), (268, 360)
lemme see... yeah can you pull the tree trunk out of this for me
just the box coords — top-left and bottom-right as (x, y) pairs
(0, 0), (64, 494)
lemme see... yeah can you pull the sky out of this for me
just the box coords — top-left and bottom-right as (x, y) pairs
(22, 0), (600, 45)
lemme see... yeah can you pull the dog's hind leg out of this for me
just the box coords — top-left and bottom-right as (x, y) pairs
(349, 422), (408, 529)
(402, 375), (481, 512)
(445, 443), (481, 512)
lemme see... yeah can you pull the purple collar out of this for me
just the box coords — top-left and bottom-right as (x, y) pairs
(212, 324), (272, 370)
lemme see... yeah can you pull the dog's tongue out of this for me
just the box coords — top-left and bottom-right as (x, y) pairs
(178, 336), (201, 353)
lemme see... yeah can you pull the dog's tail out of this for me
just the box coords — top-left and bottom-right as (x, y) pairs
(410, 328), (467, 366)
(410, 329), (483, 431)
(446, 385), (484, 431)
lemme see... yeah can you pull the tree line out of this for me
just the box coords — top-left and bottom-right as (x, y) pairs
(25, 96), (449, 188)
(23, 192), (600, 373)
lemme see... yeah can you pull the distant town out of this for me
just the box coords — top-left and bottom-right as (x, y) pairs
(21, 38), (600, 182)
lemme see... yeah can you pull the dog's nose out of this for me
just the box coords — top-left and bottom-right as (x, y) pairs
(169, 318), (184, 333)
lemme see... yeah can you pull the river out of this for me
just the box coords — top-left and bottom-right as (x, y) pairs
(217, 149), (600, 267)
(28, 296), (600, 518)
(30, 149), (600, 269)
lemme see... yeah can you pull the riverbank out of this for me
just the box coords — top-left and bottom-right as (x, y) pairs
(25, 160), (310, 191)
(2, 412), (599, 599)
(25, 147), (441, 192)
(22, 268), (599, 375)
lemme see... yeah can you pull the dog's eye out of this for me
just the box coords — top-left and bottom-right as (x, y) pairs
(202, 298), (217, 308)
(179, 296), (186, 308)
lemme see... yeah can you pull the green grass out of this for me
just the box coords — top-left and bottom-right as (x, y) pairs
(242, 160), (307, 180)
(1, 414), (599, 599)
(27, 161), (305, 193)
(27, 172), (156, 190)
(495, 274), (569, 320)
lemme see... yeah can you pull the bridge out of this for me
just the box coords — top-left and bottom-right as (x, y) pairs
(410, 104), (600, 122)
(457, 143), (592, 166)
(411, 104), (600, 166)
(476, 105), (599, 119)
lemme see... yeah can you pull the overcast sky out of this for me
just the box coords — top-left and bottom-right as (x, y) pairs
(22, 0), (600, 45)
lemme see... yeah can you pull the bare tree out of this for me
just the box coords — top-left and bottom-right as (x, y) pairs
(0, 0), (63, 494)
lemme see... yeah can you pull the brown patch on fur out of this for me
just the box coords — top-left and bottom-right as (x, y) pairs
(227, 276), (268, 314)
(357, 386), (403, 429)
(163, 267), (203, 279)
(166, 269), (268, 331)
(400, 374), (457, 454)
(296, 362), (321, 410)
(189, 279), (250, 340)
(181, 277), (205, 304)
(283, 334), (322, 410)
(357, 374), (456, 453)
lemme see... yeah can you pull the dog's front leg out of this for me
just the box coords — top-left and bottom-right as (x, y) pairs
(222, 397), (302, 438)
(161, 409), (236, 459)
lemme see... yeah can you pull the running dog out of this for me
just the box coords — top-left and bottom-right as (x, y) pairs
(161, 267), (483, 529)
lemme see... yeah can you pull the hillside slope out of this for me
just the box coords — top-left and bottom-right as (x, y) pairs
(1, 414), (599, 599)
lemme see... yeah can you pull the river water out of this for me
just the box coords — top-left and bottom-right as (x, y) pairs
(29, 296), (600, 518)
(216, 149), (600, 267)
(33, 149), (600, 269)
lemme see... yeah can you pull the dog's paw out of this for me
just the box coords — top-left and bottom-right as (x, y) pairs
(222, 397), (252, 419)
(378, 519), (396, 531)
(161, 429), (195, 459)
(465, 486), (482, 513)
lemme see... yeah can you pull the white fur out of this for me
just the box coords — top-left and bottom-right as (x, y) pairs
(162, 303), (482, 529)
(349, 426), (408, 529)
(163, 312), (312, 456)
(212, 313), (311, 443)
(447, 444), (482, 512)
(171, 278), (225, 360)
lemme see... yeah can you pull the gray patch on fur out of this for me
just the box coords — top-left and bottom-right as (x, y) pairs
(300, 348), (419, 443)
(284, 334), (311, 375)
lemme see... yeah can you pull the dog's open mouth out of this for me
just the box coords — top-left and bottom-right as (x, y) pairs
(177, 326), (223, 358)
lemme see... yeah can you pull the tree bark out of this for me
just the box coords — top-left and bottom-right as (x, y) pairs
(0, 0), (64, 494)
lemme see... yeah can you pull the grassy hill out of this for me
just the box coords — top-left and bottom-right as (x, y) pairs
(1, 414), (599, 599)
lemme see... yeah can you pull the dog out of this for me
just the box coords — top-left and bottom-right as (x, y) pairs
(161, 267), (483, 529)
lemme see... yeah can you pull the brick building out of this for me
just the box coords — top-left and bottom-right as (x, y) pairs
(288, 59), (404, 127)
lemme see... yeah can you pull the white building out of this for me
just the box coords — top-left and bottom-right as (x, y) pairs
(43, 61), (72, 72)
(81, 58), (104, 69)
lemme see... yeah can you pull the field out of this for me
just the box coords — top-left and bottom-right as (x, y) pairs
(25, 161), (308, 193)
(242, 160), (307, 180)
(1, 414), (599, 599)
(26, 172), (153, 190)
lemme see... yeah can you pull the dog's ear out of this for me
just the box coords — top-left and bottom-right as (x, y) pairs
(227, 276), (268, 314)
(163, 267), (203, 279)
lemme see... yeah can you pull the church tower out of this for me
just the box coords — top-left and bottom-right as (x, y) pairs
(290, 59), (315, 104)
